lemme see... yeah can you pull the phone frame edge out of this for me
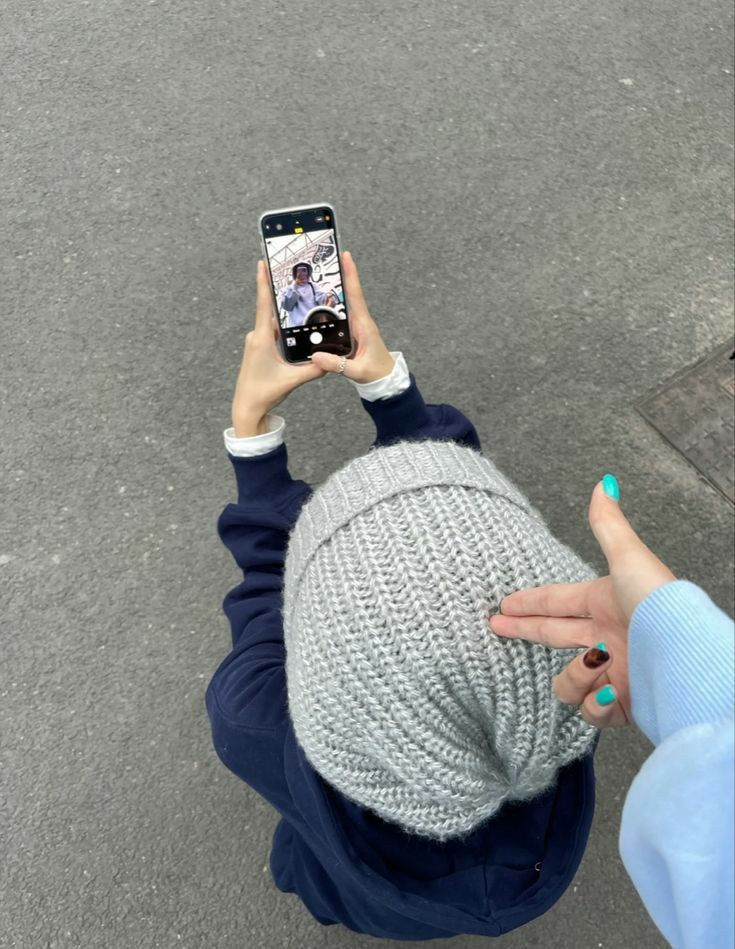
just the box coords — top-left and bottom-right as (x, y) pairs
(257, 202), (355, 365)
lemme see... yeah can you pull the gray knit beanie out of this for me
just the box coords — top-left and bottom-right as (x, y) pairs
(282, 438), (599, 842)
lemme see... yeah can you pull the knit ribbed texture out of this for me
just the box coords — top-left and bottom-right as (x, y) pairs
(282, 439), (599, 841)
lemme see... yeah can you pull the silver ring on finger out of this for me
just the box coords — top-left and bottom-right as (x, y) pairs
(337, 356), (347, 375)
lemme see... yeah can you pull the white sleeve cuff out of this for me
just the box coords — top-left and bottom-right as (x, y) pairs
(348, 351), (410, 401)
(224, 414), (285, 457)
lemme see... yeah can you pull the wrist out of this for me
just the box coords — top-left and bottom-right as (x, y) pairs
(361, 354), (396, 384)
(232, 411), (269, 438)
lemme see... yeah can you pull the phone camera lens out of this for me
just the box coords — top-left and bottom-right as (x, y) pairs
(276, 224), (282, 230)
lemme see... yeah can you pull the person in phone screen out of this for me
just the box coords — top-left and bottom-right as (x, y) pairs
(278, 261), (337, 328)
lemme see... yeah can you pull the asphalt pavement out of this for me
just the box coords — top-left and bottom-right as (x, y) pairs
(2, 1), (733, 947)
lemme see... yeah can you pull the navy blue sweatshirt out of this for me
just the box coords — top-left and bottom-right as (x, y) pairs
(205, 373), (599, 940)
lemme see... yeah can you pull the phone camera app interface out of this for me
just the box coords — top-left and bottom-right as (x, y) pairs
(263, 209), (351, 361)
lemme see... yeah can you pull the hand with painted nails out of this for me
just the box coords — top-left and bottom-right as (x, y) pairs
(488, 475), (676, 728)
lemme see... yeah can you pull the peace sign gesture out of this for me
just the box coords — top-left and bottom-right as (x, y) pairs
(489, 478), (676, 727)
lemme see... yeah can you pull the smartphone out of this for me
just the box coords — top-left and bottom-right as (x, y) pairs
(258, 203), (354, 365)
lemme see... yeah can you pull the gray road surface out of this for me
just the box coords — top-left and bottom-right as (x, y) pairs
(2, 1), (733, 947)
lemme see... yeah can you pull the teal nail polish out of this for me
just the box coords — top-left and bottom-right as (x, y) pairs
(596, 685), (617, 706)
(602, 474), (620, 500)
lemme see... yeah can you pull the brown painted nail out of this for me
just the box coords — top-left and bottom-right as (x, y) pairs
(583, 646), (610, 669)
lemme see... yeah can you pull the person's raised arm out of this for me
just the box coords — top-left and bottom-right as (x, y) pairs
(312, 251), (481, 452)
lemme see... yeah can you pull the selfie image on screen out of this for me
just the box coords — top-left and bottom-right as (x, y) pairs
(264, 223), (351, 358)
(270, 231), (346, 328)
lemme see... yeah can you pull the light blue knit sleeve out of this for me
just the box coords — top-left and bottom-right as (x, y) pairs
(223, 351), (411, 457)
(619, 579), (735, 949)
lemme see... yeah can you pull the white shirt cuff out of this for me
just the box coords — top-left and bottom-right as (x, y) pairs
(223, 351), (410, 458)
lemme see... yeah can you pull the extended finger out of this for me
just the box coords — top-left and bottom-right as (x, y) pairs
(553, 643), (612, 704)
(341, 251), (371, 321)
(488, 613), (598, 649)
(255, 259), (276, 335)
(498, 580), (595, 619)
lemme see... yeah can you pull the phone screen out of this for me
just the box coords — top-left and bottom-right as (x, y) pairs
(260, 205), (352, 363)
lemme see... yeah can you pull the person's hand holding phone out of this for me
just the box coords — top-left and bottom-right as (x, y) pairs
(311, 251), (396, 384)
(488, 478), (677, 728)
(231, 260), (327, 437)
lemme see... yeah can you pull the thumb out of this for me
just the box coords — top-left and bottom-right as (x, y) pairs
(311, 351), (351, 377)
(587, 476), (642, 569)
(588, 475), (676, 620)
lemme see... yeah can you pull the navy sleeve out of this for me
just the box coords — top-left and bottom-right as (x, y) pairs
(363, 371), (482, 452)
(205, 465), (312, 813)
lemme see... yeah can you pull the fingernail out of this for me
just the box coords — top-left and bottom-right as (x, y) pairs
(583, 642), (610, 668)
(595, 685), (617, 706)
(602, 474), (620, 500)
